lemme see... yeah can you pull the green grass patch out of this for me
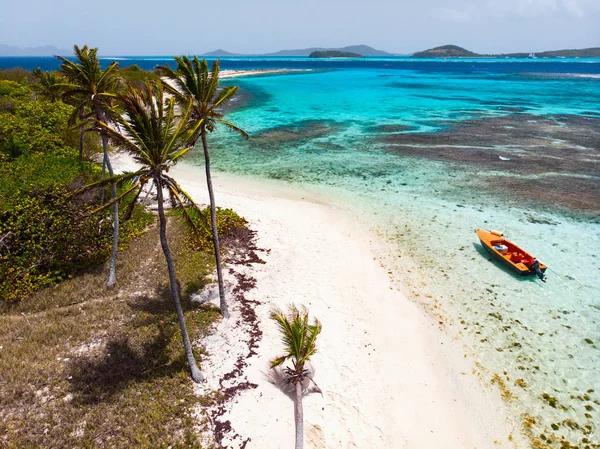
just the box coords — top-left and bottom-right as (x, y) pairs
(0, 219), (220, 448)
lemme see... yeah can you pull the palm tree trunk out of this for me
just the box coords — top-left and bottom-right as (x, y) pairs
(294, 381), (304, 449)
(98, 109), (119, 288)
(100, 153), (106, 205)
(201, 129), (229, 319)
(156, 177), (205, 383)
(78, 109), (85, 164)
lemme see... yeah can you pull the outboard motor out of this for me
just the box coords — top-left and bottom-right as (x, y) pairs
(531, 259), (546, 282)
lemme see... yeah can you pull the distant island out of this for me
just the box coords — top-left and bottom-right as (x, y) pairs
(0, 44), (70, 56)
(412, 45), (477, 58)
(412, 44), (600, 58)
(202, 44), (391, 57)
(309, 50), (364, 58)
(203, 48), (242, 57)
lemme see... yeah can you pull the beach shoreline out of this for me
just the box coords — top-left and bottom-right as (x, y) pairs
(220, 69), (308, 79)
(112, 153), (522, 448)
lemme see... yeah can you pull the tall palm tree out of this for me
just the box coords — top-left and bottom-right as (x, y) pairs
(271, 305), (322, 449)
(79, 80), (205, 382)
(55, 45), (121, 287)
(159, 56), (248, 319)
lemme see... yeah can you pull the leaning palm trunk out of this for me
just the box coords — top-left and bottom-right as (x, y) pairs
(100, 144), (107, 205)
(201, 130), (229, 318)
(78, 109), (85, 164)
(295, 381), (304, 449)
(156, 177), (205, 383)
(98, 109), (119, 288)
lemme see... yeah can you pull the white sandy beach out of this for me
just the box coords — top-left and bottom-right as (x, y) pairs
(113, 154), (522, 449)
(219, 69), (302, 79)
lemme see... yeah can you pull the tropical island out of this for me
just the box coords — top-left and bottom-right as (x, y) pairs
(0, 45), (520, 449)
(2, 39), (599, 449)
(412, 44), (600, 58)
(309, 50), (364, 58)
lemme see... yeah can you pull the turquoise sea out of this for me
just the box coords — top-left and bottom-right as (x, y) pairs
(4, 56), (599, 446)
(205, 63), (600, 448)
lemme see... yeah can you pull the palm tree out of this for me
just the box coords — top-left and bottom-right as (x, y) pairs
(79, 80), (205, 382)
(159, 56), (248, 319)
(32, 68), (63, 102)
(271, 305), (322, 449)
(55, 45), (120, 287)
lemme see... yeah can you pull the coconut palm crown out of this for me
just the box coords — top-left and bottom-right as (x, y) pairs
(78, 80), (206, 382)
(158, 56), (248, 139)
(270, 305), (322, 382)
(55, 45), (120, 133)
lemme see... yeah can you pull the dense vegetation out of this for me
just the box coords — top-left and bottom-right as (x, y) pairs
(0, 74), (152, 302)
(1, 48), (252, 447)
(309, 50), (364, 58)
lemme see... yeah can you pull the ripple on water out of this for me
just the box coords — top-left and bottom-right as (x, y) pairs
(201, 67), (600, 447)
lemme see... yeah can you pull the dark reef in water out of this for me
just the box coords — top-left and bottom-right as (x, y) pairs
(365, 124), (414, 134)
(250, 120), (342, 148)
(381, 114), (600, 217)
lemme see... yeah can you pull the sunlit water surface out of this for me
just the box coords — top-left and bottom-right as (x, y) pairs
(192, 66), (600, 447)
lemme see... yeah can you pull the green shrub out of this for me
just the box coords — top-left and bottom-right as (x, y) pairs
(0, 97), (74, 159)
(183, 207), (248, 251)
(0, 68), (33, 83)
(0, 80), (31, 98)
(0, 185), (153, 303)
(117, 67), (160, 89)
(0, 150), (94, 210)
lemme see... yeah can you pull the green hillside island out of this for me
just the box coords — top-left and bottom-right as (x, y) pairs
(202, 44), (391, 57)
(309, 50), (364, 58)
(412, 45), (478, 58)
(412, 44), (600, 58)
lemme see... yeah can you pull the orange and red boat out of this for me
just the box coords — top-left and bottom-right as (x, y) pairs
(475, 229), (547, 281)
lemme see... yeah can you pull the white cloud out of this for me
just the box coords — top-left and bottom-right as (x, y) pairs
(563, 0), (585, 17)
(485, 0), (591, 18)
(433, 6), (473, 21)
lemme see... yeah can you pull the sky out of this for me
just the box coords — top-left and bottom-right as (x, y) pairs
(1, 0), (599, 55)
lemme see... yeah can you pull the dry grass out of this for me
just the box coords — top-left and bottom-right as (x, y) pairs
(0, 217), (221, 448)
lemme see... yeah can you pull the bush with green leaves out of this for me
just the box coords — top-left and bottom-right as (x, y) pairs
(0, 68), (34, 83)
(0, 86), (75, 160)
(0, 151), (95, 211)
(0, 185), (153, 303)
(117, 66), (160, 89)
(183, 207), (248, 251)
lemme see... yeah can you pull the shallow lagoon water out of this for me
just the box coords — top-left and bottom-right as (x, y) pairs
(197, 67), (600, 446)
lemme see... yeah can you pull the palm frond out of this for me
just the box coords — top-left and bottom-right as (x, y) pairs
(215, 119), (249, 139)
(124, 181), (147, 220)
(73, 171), (145, 195)
(212, 85), (238, 110)
(270, 355), (290, 368)
(270, 305), (321, 375)
(165, 183), (209, 239)
(85, 180), (143, 216)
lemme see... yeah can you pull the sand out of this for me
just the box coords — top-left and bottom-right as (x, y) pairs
(112, 154), (522, 449)
(220, 69), (303, 79)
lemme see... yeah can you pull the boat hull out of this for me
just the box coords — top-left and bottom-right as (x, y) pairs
(475, 229), (547, 277)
